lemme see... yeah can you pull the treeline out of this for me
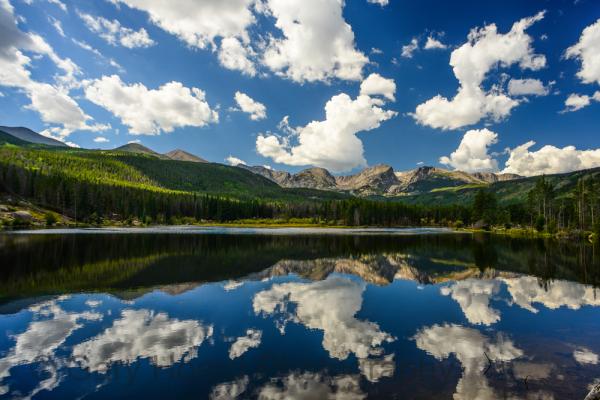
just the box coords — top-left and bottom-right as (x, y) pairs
(471, 175), (600, 236)
(1, 145), (599, 236)
(0, 159), (471, 226)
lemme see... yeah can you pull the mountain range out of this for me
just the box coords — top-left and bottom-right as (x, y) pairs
(240, 164), (521, 196)
(0, 125), (522, 197)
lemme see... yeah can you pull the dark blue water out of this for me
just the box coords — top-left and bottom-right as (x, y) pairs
(0, 230), (599, 399)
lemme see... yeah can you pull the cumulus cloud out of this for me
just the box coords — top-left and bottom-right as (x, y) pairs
(84, 75), (218, 135)
(226, 155), (246, 166)
(218, 37), (256, 76)
(257, 372), (365, 400)
(439, 129), (499, 173)
(79, 12), (155, 48)
(565, 19), (600, 86)
(413, 12), (546, 130)
(367, 0), (388, 6)
(256, 87), (396, 172)
(72, 309), (212, 373)
(0, 1), (107, 137)
(502, 141), (600, 176)
(210, 376), (249, 400)
(414, 324), (522, 400)
(358, 354), (395, 383)
(229, 329), (262, 359)
(233, 91), (267, 120)
(574, 348), (599, 365)
(563, 92), (600, 112)
(424, 36), (447, 50)
(0, 299), (101, 398)
(93, 136), (109, 143)
(262, 0), (368, 82)
(508, 78), (550, 96)
(359, 73), (396, 101)
(440, 279), (501, 325)
(113, 0), (255, 49)
(112, 0), (367, 83)
(500, 276), (600, 312)
(253, 275), (395, 382)
(401, 38), (418, 58)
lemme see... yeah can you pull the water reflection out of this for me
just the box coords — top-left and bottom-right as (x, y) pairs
(253, 276), (395, 383)
(0, 298), (101, 398)
(71, 309), (213, 372)
(0, 232), (599, 399)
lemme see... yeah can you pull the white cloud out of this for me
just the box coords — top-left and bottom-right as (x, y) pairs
(48, 0), (66, 11)
(414, 324), (522, 400)
(439, 128), (499, 173)
(84, 75), (218, 135)
(262, 0), (368, 82)
(0, 1), (107, 137)
(210, 376), (249, 400)
(563, 91), (600, 112)
(113, 0), (258, 75)
(253, 276), (395, 380)
(257, 372), (365, 400)
(500, 276), (600, 312)
(424, 36), (447, 50)
(228, 329), (262, 359)
(114, 0), (255, 49)
(72, 309), (212, 373)
(256, 89), (396, 172)
(565, 19), (600, 86)
(508, 78), (550, 96)
(401, 38), (418, 58)
(112, 0), (367, 83)
(78, 12), (155, 48)
(49, 16), (64, 37)
(226, 155), (246, 166)
(440, 279), (501, 325)
(234, 91), (267, 120)
(413, 12), (546, 130)
(502, 140), (600, 176)
(218, 37), (256, 76)
(358, 354), (395, 383)
(574, 348), (599, 365)
(0, 299), (101, 399)
(359, 73), (396, 101)
(93, 136), (109, 143)
(367, 0), (389, 6)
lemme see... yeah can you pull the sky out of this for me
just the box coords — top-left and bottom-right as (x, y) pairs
(1, 0), (599, 177)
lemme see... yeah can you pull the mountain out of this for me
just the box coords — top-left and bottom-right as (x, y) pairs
(471, 171), (521, 183)
(240, 165), (292, 185)
(113, 144), (208, 163)
(287, 167), (337, 189)
(0, 130), (30, 146)
(336, 164), (400, 195)
(397, 167), (600, 206)
(113, 143), (168, 159)
(242, 164), (521, 196)
(0, 126), (67, 147)
(164, 149), (207, 163)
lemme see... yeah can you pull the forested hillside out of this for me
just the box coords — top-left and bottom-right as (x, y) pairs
(0, 143), (599, 237)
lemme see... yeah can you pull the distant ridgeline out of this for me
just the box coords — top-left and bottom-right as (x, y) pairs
(0, 126), (599, 233)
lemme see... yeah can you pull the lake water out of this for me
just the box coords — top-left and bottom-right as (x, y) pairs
(1, 228), (599, 399)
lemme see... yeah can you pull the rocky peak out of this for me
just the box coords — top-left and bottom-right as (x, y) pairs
(288, 167), (337, 189)
(336, 164), (398, 193)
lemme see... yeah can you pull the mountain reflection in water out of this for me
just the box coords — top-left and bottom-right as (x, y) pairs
(0, 232), (599, 399)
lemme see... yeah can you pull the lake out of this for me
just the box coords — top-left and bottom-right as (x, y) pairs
(0, 228), (599, 399)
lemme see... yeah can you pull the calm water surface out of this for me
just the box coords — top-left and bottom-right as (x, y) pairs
(1, 228), (599, 399)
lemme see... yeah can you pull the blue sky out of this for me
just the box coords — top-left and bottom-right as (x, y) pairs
(1, 0), (599, 176)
